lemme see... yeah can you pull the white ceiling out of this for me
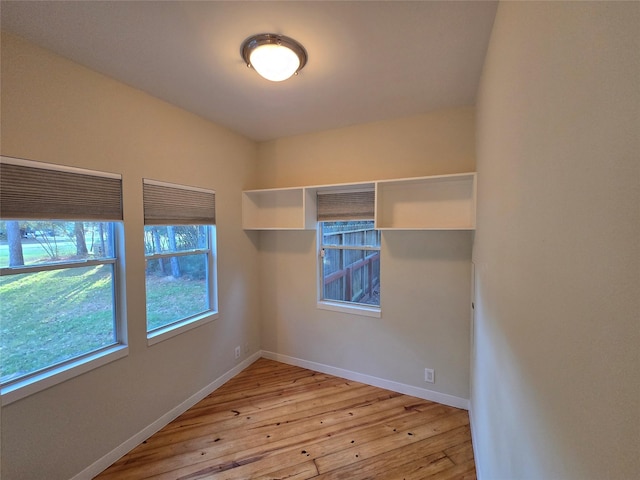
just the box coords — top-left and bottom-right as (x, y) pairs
(1, 1), (498, 142)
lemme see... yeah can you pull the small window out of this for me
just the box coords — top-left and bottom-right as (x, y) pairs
(144, 225), (216, 332)
(316, 188), (380, 316)
(319, 220), (381, 309)
(143, 179), (217, 342)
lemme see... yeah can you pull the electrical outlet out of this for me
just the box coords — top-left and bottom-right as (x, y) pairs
(234, 346), (241, 359)
(424, 368), (435, 384)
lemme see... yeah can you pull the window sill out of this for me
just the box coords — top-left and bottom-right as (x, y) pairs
(317, 301), (381, 318)
(147, 311), (219, 346)
(1, 344), (128, 406)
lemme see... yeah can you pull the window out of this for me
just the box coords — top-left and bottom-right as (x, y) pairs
(143, 179), (217, 342)
(0, 157), (125, 404)
(320, 221), (381, 308)
(144, 225), (216, 332)
(316, 189), (381, 316)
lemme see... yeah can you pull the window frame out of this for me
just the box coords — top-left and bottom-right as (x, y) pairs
(317, 221), (382, 318)
(0, 220), (127, 406)
(145, 224), (218, 345)
(142, 178), (218, 345)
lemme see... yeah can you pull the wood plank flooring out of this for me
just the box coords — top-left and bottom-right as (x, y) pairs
(96, 358), (476, 479)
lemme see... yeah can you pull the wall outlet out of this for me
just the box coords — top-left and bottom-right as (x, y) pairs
(234, 346), (241, 359)
(424, 368), (435, 383)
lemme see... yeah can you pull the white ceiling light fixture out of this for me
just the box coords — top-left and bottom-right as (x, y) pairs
(241, 33), (307, 82)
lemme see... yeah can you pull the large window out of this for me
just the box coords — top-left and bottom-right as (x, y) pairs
(320, 220), (381, 307)
(143, 179), (217, 342)
(0, 221), (120, 381)
(0, 157), (125, 403)
(316, 188), (381, 316)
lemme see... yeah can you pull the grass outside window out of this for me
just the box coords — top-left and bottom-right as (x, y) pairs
(0, 220), (123, 387)
(144, 225), (217, 334)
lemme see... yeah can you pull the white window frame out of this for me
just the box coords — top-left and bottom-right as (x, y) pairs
(145, 225), (218, 346)
(0, 221), (128, 406)
(317, 221), (381, 318)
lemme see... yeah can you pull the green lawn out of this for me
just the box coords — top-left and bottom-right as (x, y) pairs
(0, 269), (205, 383)
(0, 239), (78, 268)
(146, 276), (208, 331)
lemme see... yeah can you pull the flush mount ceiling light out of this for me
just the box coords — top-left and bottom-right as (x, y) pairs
(241, 33), (307, 82)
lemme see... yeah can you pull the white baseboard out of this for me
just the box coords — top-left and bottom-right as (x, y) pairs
(468, 402), (483, 480)
(72, 349), (468, 480)
(260, 350), (469, 410)
(71, 352), (261, 480)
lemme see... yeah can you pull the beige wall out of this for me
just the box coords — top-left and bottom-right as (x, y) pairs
(257, 109), (476, 402)
(256, 108), (475, 189)
(0, 33), (260, 479)
(473, 2), (640, 479)
(1, 33), (476, 479)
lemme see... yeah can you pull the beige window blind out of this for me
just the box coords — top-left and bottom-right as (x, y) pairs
(143, 179), (216, 225)
(0, 156), (123, 221)
(316, 190), (375, 221)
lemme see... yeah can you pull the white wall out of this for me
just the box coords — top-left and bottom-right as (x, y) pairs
(257, 109), (476, 404)
(472, 2), (639, 479)
(0, 33), (260, 480)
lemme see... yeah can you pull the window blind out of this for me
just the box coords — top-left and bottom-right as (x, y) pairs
(316, 190), (375, 221)
(143, 179), (216, 225)
(0, 156), (123, 221)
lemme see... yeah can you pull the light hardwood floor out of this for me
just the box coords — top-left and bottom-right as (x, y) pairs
(96, 358), (476, 479)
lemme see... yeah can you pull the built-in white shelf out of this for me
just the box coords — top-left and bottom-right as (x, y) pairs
(242, 173), (476, 231)
(242, 187), (316, 230)
(375, 173), (476, 230)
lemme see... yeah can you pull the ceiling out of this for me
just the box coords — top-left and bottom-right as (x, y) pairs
(1, 1), (498, 142)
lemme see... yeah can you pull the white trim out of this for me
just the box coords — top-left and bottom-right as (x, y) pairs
(242, 185), (305, 194)
(70, 352), (262, 480)
(244, 173), (475, 195)
(147, 311), (219, 346)
(261, 351), (469, 410)
(317, 221), (381, 317)
(0, 257), (115, 276)
(242, 227), (312, 231)
(468, 404), (483, 479)
(142, 177), (215, 195)
(317, 301), (381, 318)
(316, 185), (375, 195)
(321, 245), (380, 252)
(0, 155), (121, 179)
(69, 351), (467, 479)
(147, 225), (218, 346)
(375, 172), (476, 186)
(145, 248), (209, 261)
(1, 346), (128, 406)
(243, 179), (375, 195)
(376, 226), (475, 231)
(308, 180), (375, 191)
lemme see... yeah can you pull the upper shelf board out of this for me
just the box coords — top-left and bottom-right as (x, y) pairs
(242, 173), (476, 231)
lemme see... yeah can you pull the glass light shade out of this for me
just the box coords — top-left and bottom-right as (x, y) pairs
(249, 44), (301, 82)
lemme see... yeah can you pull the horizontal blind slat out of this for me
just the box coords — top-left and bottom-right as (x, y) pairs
(143, 181), (215, 225)
(317, 190), (375, 221)
(0, 162), (123, 221)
